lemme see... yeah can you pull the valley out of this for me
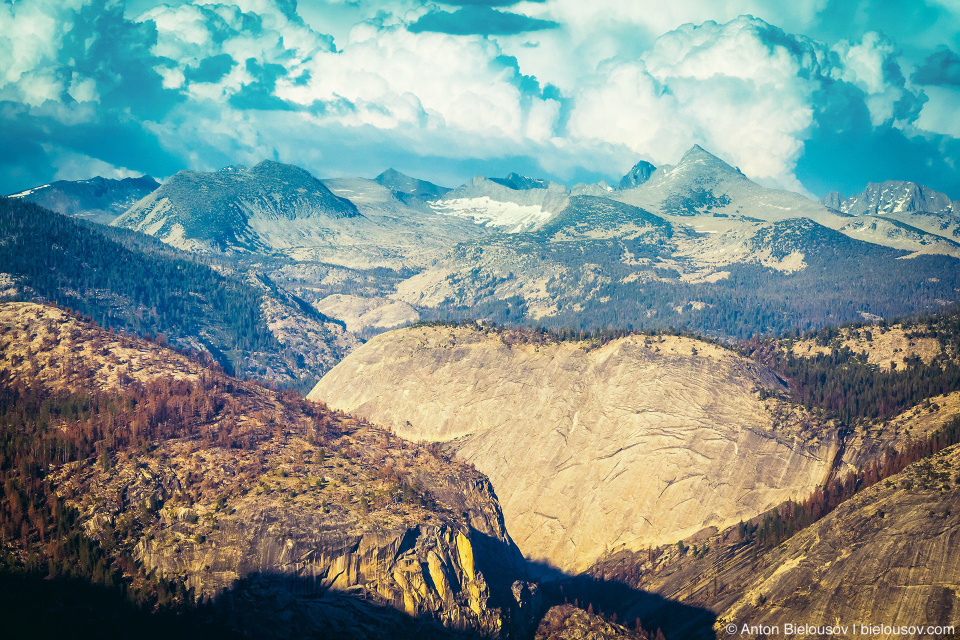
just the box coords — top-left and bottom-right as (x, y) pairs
(3, 298), (960, 638)
(2, 143), (960, 639)
(0, 303), (537, 639)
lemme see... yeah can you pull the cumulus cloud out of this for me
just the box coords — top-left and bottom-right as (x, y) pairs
(1, 0), (959, 200)
(913, 47), (960, 86)
(0, 0), (184, 191)
(274, 23), (560, 143)
(47, 146), (145, 182)
(408, 6), (558, 35)
(566, 17), (929, 192)
(435, 0), (549, 5)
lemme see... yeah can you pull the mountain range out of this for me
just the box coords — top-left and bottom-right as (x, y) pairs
(8, 143), (950, 343)
(3, 144), (960, 639)
(4, 298), (958, 639)
(7, 175), (160, 225)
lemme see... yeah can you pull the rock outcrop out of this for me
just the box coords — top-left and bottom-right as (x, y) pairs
(313, 294), (420, 336)
(309, 325), (840, 572)
(3, 303), (534, 638)
(535, 604), (652, 639)
(584, 391), (960, 640)
(716, 443), (960, 639)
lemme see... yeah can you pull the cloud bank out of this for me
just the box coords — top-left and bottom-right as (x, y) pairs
(1, 0), (959, 200)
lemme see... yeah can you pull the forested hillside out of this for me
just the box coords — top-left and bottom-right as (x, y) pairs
(0, 303), (534, 639)
(0, 197), (353, 383)
(742, 310), (960, 423)
(413, 223), (960, 339)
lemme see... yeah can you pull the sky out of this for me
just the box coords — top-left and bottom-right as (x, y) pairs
(2, 0), (960, 200)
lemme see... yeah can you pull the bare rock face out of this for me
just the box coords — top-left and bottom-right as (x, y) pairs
(716, 443), (960, 639)
(309, 326), (839, 572)
(585, 395), (960, 638)
(313, 293), (420, 335)
(64, 410), (532, 638)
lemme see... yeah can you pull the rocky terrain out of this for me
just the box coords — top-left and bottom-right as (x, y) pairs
(375, 168), (452, 202)
(0, 302), (205, 390)
(0, 302), (538, 638)
(319, 175), (491, 269)
(534, 604), (652, 639)
(716, 443), (960, 638)
(5, 301), (960, 639)
(0, 196), (357, 386)
(7, 175), (160, 225)
(429, 175), (571, 233)
(111, 162), (490, 271)
(17, 145), (958, 342)
(382, 148), (960, 337)
(113, 161), (362, 254)
(617, 161), (657, 190)
(313, 294), (421, 336)
(823, 180), (960, 242)
(248, 273), (361, 387)
(570, 322), (960, 639)
(309, 324), (840, 573)
(589, 429), (960, 640)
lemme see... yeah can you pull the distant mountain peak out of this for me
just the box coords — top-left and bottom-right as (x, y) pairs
(374, 168), (450, 200)
(678, 144), (739, 171)
(822, 180), (959, 219)
(377, 167), (405, 180)
(642, 145), (749, 194)
(618, 160), (656, 190)
(821, 191), (845, 211)
(490, 173), (549, 191)
(113, 160), (360, 253)
(248, 159), (322, 182)
(4, 175), (160, 224)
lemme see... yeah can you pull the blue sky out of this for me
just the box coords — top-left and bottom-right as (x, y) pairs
(2, 0), (960, 200)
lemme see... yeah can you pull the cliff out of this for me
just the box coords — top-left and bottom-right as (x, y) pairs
(309, 325), (839, 572)
(586, 393), (960, 640)
(1, 303), (535, 638)
(716, 445), (960, 638)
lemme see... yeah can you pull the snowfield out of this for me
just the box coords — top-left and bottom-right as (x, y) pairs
(429, 197), (554, 233)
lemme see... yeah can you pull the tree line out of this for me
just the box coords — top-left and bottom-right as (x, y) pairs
(0, 197), (279, 373)
(741, 309), (960, 423)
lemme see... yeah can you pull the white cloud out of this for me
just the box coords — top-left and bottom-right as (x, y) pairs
(279, 25), (540, 139)
(831, 31), (914, 126)
(67, 75), (99, 103)
(1, 0), (953, 197)
(564, 16), (928, 192)
(140, 0), (336, 97)
(128, 7), (939, 192)
(566, 17), (822, 191)
(914, 85), (960, 138)
(43, 144), (144, 182)
(0, 1), (70, 86)
(509, 0), (831, 93)
(833, 32), (896, 95)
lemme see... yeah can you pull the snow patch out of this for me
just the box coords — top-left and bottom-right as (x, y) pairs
(429, 197), (552, 233)
(8, 185), (49, 198)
